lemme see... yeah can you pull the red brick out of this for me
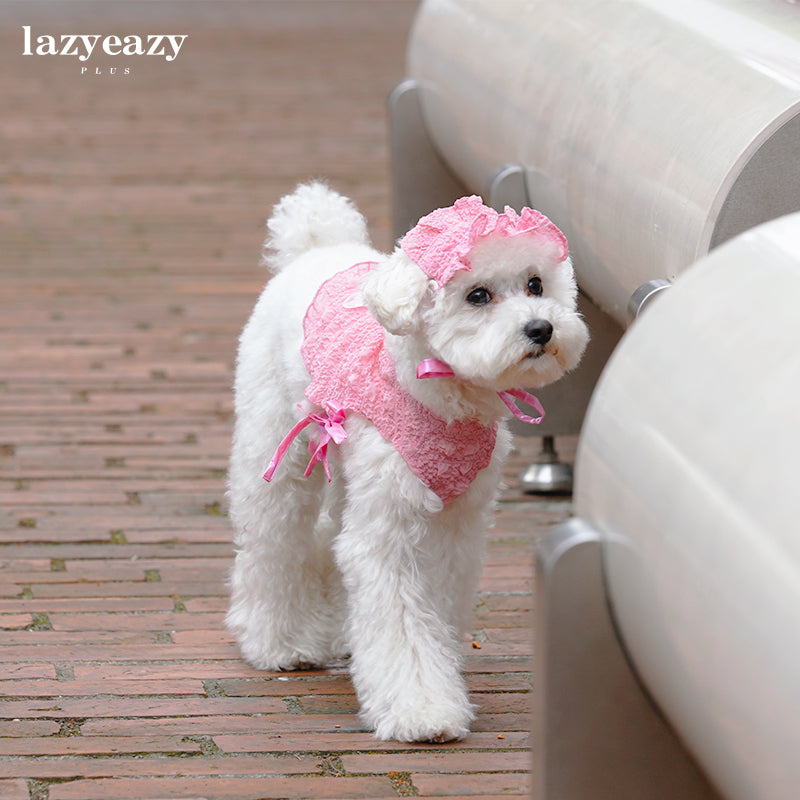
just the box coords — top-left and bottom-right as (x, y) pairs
(0, 664), (56, 679)
(472, 693), (531, 714)
(218, 675), (354, 697)
(82, 713), (364, 737)
(0, 631), (169, 646)
(467, 673), (530, 692)
(0, 779), (28, 800)
(478, 594), (535, 612)
(47, 612), (224, 632)
(471, 713), (532, 733)
(48, 775), (396, 800)
(171, 630), (234, 645)
(0, 720), (60, 738)
(463, 655), (532, 673)
(183, 597), (227, 613)
(212, 731), (530, 754)
(80, 716), (269, 738)
(0, 560), (50, 574)
(412, 771), (531, 796)
(0, 597), (173, 613)
(0, 736), (203, 757)
(0, 754), (321, 779)
(478, 574), (533, 592)
(298, 695), (359, 714)
(413, 796), (527, 800)
(474, 609), (532, 628)
(0, 614), (35, 629)
(0, 697), (285, 720)
(6, 544), (230, 561)
(14, 581), (228, 599)
(73, 663), (262, 681)
(0, 679), (208, 697)
(342, 750), (529, 773)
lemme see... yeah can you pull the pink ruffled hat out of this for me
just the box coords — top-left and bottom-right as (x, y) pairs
(400, 195), (568, 287)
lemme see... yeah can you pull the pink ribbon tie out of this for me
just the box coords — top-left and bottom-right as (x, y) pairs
(417, 359), (545, 425)
(416, 358), (455, 379)
(264, 404), (348, 483)
(498, 388), (545, 425)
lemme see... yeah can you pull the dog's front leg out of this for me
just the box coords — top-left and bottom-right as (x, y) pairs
(335, 421), (476, 743)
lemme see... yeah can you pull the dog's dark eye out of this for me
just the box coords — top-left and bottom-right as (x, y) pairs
(466, 287), (492, 306)
(527, 276), (543, 297)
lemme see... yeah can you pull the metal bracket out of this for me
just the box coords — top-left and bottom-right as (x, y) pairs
(628, 278), (672, 322)
(533, 518), (722, 800)
(517, 435), (574, 495)
(388, 79), (468, 239)
(488, 163), (530, 211)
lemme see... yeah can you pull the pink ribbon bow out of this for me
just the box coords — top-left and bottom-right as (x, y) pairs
(416, 358), (545, 425)
(264, 403), (348, 483)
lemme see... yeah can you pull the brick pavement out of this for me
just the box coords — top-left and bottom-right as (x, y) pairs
(0, 3), (577, 798)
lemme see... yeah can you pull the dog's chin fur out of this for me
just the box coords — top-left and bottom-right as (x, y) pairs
(226, 183), (588, 743)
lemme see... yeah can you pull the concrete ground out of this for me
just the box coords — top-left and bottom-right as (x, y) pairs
(0, 3), (577, 797)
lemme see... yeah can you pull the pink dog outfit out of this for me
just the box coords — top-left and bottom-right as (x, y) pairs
(264, 197), (561, 505)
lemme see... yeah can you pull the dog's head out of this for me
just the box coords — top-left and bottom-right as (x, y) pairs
(362, 196), (589, 391)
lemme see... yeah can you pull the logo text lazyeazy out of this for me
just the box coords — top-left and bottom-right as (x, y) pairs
(21, 26), (187, 62)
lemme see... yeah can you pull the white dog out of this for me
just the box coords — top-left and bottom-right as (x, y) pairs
(226, 182), (588, 742)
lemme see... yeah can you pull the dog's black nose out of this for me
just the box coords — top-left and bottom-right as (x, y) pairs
(524, 319), (553, 345)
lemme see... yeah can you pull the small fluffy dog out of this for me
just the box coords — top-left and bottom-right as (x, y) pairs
(226, 183), (588, 742)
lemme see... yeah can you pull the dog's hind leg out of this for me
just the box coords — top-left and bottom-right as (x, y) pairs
(226, 443), (348, 672)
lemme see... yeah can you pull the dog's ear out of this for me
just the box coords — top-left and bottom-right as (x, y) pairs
(362, 251), (431, 335)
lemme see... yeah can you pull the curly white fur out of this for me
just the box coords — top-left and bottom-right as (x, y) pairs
(226, 182), (588, 742)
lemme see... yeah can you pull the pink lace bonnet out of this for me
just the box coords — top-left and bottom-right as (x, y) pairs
(400, 195), (568, 287)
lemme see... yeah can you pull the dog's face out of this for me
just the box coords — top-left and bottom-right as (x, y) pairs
(422, 233), (588, 389)
(363, 231), (589, 391)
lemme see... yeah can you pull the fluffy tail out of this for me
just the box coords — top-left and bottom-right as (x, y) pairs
(262, 181), (370, 273)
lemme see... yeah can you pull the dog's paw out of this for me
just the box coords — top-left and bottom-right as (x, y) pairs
(419, 726), (469, 744)
(370, 703), (474, 743)
(237, 644), (328, 673)
(278, 660), (323, 672)
(374, 717), (471, 744)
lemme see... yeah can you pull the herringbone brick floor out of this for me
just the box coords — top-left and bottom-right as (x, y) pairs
(0, 2), (577, 797)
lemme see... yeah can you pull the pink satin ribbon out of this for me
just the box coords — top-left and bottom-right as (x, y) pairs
(416, 358), (545, 425)
(416, 358), (456, 379)
(497, 387), (545, 424)
(263, 403), (347, 483)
